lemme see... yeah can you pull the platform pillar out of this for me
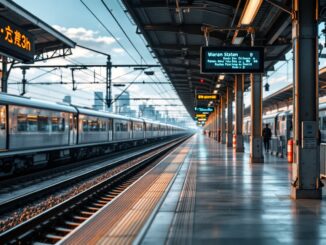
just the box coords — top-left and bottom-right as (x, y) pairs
(226, 85), (233, 147)
(235, 74), (244, 152)
(250, 73), (264, 163)
(215, 104), (219, 141)
(218, 102), (222, 143)
(1, 56), (8, 93)
(221, 95), (226, 144)
(291, 0), (321, 199)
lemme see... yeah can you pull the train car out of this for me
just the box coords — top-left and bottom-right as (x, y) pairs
(76, 108), (112, 144)
(0, 93), (187, 177)
(0, 93), (77, 151)
(319, 103), (326, 142)
(132, 118), (145, 140)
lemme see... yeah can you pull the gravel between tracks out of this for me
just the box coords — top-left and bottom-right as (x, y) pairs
(0, 150), (160, 233)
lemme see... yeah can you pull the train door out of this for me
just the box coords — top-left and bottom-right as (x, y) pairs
(69, 113), (77, 145)
(0, 105), (7, 150)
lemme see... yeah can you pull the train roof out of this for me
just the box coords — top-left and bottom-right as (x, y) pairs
(263, 112), (280, 120)
(1, 93), (184, 129)
(0, 93), (77, 113)
(77, 107), (146, 123)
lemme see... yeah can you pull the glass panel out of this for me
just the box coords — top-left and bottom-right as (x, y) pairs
(82, 119), (88, 132)
(38, 116), (49, 132)
(27, 115), (38, 132)
(58, 118), (65, 132)
(0, 106), (5, 130)
(322, 117), (326, 130)
(17, 114), (27, 132)
(89, 120), (99, 131)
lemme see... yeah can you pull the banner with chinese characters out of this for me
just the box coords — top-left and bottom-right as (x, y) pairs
(0, 17), (34, 61)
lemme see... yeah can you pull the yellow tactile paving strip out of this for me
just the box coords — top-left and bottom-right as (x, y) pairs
(60, 139), (193, 245)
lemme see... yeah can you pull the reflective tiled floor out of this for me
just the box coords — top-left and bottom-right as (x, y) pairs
(140, 134), (326, 245)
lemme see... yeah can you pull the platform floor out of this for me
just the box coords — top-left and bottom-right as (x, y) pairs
(138, 134), (326, 245)
(62, 134), (326, 244)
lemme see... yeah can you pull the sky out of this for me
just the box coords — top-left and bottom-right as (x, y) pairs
(10, 0), (192, 125)
(8, 1), (326, 125)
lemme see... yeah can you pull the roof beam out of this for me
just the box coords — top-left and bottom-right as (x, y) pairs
(266, 13), (291, 45)
(152, 44), (200, 52)
(143, 24), (226, 41)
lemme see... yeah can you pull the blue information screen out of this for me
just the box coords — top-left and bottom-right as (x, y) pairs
(201, 47), (264, 73)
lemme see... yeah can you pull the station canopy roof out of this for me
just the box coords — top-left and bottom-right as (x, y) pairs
(243, 67), (326, 115)
(123, 0), (326, 117)
(0, 0), (76, 62)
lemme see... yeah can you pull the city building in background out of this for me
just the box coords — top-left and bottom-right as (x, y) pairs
(93, 92), (104, 111)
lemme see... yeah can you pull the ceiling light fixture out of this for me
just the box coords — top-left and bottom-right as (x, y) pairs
(240, 0), (263, 25)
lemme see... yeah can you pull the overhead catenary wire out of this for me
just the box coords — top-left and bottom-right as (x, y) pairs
(80, 0), (139, 64)
(100, 0), (176, 101)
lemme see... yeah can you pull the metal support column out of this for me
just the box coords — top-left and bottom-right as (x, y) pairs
(1, 56), (8, 93)
(235, 74), (244, 152)
(106, 56), (112, 110)
(250, 73), (264, 163)
(215, 104), (219, 141)
(226, 85), (233, 147)
(221, 95), (226, 144)
(218, 103), (222, 142)
(291, 0), (321, 199)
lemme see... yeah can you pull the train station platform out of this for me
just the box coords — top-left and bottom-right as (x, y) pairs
(60, 134), (326, 245)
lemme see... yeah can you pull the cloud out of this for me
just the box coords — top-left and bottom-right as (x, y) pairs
(52, 25), (116, 45)
(112, 48), (125, 54)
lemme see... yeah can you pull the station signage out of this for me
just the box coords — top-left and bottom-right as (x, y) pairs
(196, 94), (218, 100)
(197, 122), (205, 126)
(200, 47), (264, 74)
(0, 17), (35, 61)
(197, 118), (207, 122)
(194, 107), (214, 113)
(195, 114), (207, 118)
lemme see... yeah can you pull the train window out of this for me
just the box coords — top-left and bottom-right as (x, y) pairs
(0, 106), (5, 130)
(89, 120), (100, 132)
(38, 116), (49, 132)
(122, 122), (128, 131)
(322, 117), (326, 130)
(133, 122), (143, 131)
(52, 117), (65, 132)
(115, 123), (121, 131)
(99, 119), (106, 131)
(108, 119), (112, 131)
(27, 115), (38, 132)
(17, 114), (27, 131)
(82, 119), (88, 132)
(59, 118), (65, 132)
(70, 114), (74, 130)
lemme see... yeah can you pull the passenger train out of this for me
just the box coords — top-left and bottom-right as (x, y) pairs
(243, 103), (326, 156)
(0, 93), (186, 176)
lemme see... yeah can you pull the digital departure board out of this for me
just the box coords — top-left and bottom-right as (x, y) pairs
(196, 94), (218, 100)
(201, 47), (264, 73)
(194, 107), (214, 113)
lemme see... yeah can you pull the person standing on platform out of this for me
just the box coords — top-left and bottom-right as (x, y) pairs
(262, 124), (272, 153)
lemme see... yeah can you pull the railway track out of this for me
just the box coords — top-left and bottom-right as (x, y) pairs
(0, 136), (186, 214)
(0, 135), (190, 244)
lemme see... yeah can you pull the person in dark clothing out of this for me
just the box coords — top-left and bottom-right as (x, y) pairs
(262, 124), (272, 153)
